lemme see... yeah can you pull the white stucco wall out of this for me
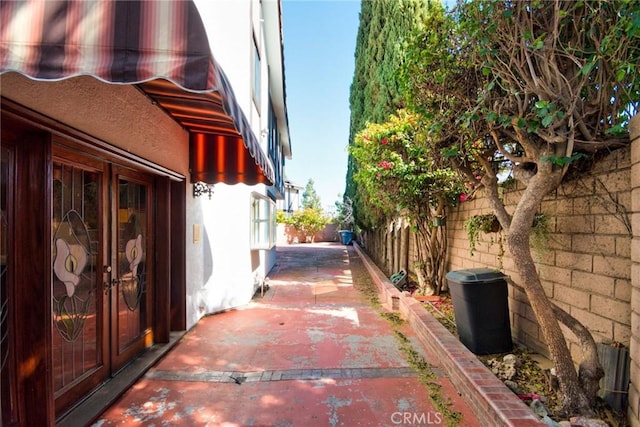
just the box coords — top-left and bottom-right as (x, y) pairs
(195, 0), (254, 119)
(201, 185), (257, 311)
(186, 184), (276, 318)
(190, 0), (277, 319)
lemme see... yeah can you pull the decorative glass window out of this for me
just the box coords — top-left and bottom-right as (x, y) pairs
(252, 35), (261, 110)
(250, 193), (275, 250)
(51, 162), (101, 391)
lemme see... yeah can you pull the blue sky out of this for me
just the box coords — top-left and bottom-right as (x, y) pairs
(281, 0), (361, 212)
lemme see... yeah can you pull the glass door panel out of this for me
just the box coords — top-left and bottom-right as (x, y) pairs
(51, 161), (104, 397)
(111, 170), (153, 369)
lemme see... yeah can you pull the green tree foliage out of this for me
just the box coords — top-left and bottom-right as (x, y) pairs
(276, 210), (288, 224)
(401, 0), (639, 416)
(280, 180), (329, 243)
(350, 110), (465, 294)
(346, 0), (436, 228)
(350, 110), (466, 294)
(301, 179), (322, 210)
(351, 110), (464, 216)
(285, 208), (331, 243)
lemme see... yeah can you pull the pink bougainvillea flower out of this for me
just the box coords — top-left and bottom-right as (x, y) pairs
(381, 138), (389, 145)
(379, 161), (392, 170)
(459, 194), (468, 202)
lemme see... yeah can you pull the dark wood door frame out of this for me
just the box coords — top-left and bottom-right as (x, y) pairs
(0, 141), (19, 427)
(155, 176), (172, 343)
(11, 125), (55, 426)
(170, 180), (187, 332)
(1, 99), (188, 424)
(51, 146), (110, 414)
(110, 166), (155, 371)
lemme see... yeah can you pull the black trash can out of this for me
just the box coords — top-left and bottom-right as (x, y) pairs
(445, 268), (512, 354)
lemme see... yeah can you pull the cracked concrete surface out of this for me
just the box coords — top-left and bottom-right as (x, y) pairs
(94, 243), (480, 426)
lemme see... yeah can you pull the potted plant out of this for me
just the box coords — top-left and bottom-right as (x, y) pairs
(464, 214), (501, 254)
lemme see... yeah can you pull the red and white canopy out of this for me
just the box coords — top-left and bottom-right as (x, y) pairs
(0, 0), (274, 185)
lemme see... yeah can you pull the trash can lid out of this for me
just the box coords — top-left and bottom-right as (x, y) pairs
(445, 268), (505, 284)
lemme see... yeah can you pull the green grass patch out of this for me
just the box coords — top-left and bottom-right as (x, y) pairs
(380, 312), (404, 326)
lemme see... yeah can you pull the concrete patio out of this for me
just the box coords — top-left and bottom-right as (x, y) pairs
(93, 242), (540, 426)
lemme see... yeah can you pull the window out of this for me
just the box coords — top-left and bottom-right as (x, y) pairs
(267, 100), (284, 193)
(250, 193), (275, 249)
(252, 36), (261, 110)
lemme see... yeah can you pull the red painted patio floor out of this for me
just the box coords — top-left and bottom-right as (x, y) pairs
(94, 243), (481, 426)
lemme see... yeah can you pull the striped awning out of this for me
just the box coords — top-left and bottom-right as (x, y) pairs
(0, 0), (274, 185)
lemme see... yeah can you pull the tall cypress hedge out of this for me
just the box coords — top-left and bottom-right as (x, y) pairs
(345, 0), (434, 228)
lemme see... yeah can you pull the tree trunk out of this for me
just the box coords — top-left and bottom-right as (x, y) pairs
(508, 280), (604, 406)
(508, 229), (591, 416)
(414, 224), (435, 295)
(412, 199), (448, 295)
(498, 170), (593, 416)
(551, 305), (604, 407)
(400, 222), (410, 273)
(425, 218), (447, 294)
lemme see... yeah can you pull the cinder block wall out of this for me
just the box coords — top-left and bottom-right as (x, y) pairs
(628, 114), (640, 426)
(446, 146), (633, 359)
(359, 115), (639, 421)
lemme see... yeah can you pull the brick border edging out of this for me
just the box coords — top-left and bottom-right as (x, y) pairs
(353, 242), (544, 426)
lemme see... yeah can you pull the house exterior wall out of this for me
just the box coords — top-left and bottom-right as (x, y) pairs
(0, 71), (253, 329)
(0, 73), (188, 173)
(189, 0), (281, 319)
(195, 0), (260, 136)
(195, 1), (252, 99)
(0, 72), (213, 329)
(0, 1), (287, 421)
(1, 0), (284, 327)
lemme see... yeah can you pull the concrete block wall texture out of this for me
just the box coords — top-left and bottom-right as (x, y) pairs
(437, 144), (633, 360)
(628, 113), (640, 426)
(358, 113), (639, 423)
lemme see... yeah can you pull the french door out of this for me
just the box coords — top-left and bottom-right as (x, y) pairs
(109, 166), (154, 370)
(52, 147), (155, 414)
